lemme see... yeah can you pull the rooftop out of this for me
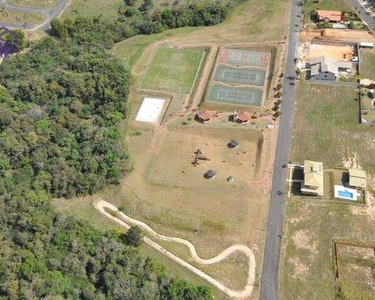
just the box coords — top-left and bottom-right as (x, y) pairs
(316, 10), (342, 22)
(349, 169), (367, 188)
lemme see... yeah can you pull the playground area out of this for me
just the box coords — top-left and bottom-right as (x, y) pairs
(208, 85), (263, 107)
(147, 126), (265, 188)
(213, 66), (266, 86)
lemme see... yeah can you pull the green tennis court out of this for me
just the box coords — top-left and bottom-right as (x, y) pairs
(214, 66), (266, 86)
(207, 85), (263, 107)
(218, 49), (269, 68)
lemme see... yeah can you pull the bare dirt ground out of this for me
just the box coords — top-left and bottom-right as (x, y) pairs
(300, 29), (375, 43)
(301, 44), (354, 61)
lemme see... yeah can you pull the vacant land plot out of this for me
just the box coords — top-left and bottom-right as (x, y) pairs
(214, 66), (266, 86)
(141, 47), (203, 94)
(335, 242), (375, 299)
(302, 0), (354, 23)
(305, 44), (354, 61)
(290, 80), (375, 174)
(218, 48), (269, 67)
(8, 0), (58, 7)
(360, 49), (375, 79)
(208, 85), (263, 107)
(280, 199), (375, 300)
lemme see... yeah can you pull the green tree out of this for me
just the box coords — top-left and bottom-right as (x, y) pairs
(124, 226), (143, 247)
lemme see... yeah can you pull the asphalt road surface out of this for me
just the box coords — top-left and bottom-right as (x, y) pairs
(346, 0), (375, 31)
(0, 0), (69, 30)
(259, 0), (301, 299)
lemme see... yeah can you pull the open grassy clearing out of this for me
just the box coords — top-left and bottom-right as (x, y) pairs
(0, 10), (45, 25)
(290, 80), (375, 174)
(8, 0), (58, 8)
(302, 0), (354, 23)
(360, 49), (375, 79)
(53, 197), (228, 300)
(61, 0), (123, 20)
(279, 197), (375, 300)
(141, 47), (203, 94)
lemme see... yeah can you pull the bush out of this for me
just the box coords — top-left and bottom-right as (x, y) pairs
(124, 226), (143, 247)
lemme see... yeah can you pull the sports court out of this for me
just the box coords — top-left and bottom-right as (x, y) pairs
(135, 97), (165, 123)
(207, 85), (263, 107)
(214, 66), (266, 86)
(218, 48), (269, 68)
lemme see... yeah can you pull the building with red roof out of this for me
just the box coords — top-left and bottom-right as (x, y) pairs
(197, 109), (214, 123)
(237, 111), (252, 124)
(316, 10), (342, 22)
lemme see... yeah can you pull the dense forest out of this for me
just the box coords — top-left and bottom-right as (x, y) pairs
(0, 1), (231, 298)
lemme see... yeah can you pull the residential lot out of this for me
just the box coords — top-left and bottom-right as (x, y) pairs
(301, 0), (354, 23)
(280, 198), (375, 300)
(281, 78), (375, 299)
(290, 80), (375, 173)
(360, 48), (375, 79)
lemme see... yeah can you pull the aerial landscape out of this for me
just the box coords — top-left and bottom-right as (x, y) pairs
(0, 0), (375, 299)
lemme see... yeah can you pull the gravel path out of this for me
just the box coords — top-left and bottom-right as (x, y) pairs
(94, 199), (256, 299)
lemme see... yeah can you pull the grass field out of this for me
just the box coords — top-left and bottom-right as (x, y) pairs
(214, 66), (266, 86)
(141, 47), (203, 94)
(302, 0), (354, 23)
(290, 80), (375, 174)
(8, 0), (58, 7)
(279, 198), (375, 300)
(0, 10), (45, 25)
(360, 49), (375, 79)
(62, 0), (123, 20)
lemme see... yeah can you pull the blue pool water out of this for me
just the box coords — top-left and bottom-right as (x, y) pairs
(338, 190), (353, 199)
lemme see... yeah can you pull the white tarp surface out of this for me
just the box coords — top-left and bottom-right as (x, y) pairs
(135, 97), (165, 123)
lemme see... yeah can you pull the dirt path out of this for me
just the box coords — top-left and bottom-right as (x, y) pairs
(94, 199), (256, 299)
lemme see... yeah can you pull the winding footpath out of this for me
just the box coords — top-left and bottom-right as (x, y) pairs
(94, 199), (256, 299)
(0, 0), (70, 31)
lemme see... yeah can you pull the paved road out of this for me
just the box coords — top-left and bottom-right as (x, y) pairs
(346, 0), (375, 31)
(259, 0), (301, 299)
(0, 0), (69, 31)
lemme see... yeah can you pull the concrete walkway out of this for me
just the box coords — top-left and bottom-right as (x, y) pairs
(94, 199), (256, 299)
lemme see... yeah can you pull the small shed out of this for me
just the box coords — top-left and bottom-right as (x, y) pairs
(197, 109), (214, 123)
(237, 111), (252, 124)
(204, 170), (216, 179)
(228, 140), (239, 149)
